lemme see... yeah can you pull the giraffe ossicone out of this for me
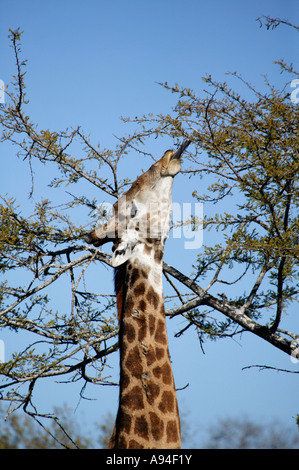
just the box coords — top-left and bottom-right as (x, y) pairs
(86, 140), (191, 449)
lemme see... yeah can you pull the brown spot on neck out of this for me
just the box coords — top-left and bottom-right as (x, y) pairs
(146, 286), (160, 309)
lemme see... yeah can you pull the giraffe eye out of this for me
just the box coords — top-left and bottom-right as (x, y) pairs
(130, 203), (138, 218)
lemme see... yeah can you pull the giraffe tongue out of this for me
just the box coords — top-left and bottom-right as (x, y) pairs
(172, 139), (191, 160)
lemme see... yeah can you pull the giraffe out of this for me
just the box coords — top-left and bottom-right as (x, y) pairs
(86, 140), (191, 449)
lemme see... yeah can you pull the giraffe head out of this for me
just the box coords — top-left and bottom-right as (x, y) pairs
(85, 140), (190, 267)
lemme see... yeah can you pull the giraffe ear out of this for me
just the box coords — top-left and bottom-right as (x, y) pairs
(111, 240), (137, 267)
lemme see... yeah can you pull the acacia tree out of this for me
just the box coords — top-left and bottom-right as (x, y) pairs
(0, 25), (298, 444)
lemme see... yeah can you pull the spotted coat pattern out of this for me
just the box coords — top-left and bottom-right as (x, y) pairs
(109, 242), (181, 449)
(85, 146), (190, 449)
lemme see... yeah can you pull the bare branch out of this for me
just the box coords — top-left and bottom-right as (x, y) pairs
(256, 15), (299, 31)
(163, 262), (294, 357)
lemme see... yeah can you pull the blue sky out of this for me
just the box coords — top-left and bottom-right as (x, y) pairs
(1, 0), (299, 447)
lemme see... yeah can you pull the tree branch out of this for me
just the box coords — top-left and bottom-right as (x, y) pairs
(163, 262), (293, 357)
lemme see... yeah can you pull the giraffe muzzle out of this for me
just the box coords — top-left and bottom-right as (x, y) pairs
(172, 139), (191, 160)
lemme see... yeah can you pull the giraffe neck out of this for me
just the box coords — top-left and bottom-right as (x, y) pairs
(110, 241), (181, 449)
